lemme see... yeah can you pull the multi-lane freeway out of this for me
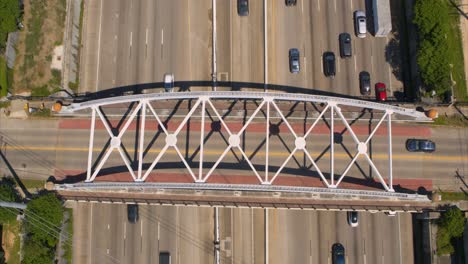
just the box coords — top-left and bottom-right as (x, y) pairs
(81, 0), (402, 97)
(71, 202), (414, 264)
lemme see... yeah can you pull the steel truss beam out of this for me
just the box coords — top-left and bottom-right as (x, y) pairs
(75, 92), (428, 191)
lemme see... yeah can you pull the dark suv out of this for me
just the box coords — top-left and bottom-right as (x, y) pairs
(332, 243), (346, 264)
(289, 48), (300, 73)
(127, 204), (139, 223)
(323, 52), (336, 78)
(359, 71), (370, 95)
(406, 139), (436, 152)
(339, 33), (352, 58)
(237, 0), (249, 16)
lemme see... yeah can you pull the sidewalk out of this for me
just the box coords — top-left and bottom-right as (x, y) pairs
(460, 0), (468, 97)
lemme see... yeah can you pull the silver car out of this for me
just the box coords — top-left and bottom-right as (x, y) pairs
(354, 10), (367, 38)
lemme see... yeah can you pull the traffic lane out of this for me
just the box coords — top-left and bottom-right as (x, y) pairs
(231, 208), (264, 264)
(89, 203), (115, 264)
(177, 207), (214, 264)
(309, 0), (328, 91)
(218, 208), (232, 262)
(269, 0), (306, 88)
(215, 0), (232, 83)
(231, 0), (263, 84)
(187, 0), (211, 82)
(72, 202), (91, 264)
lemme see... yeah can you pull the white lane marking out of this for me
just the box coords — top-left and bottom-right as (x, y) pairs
(107, 248), (110, 254)
(95, 0), (103, 92)
(145, 28), (148, 45)
(371, 54), (374, 73)
(141, 219), (143, 237)
(398, 214), (402, 264)
(337, 58), (340, 73)
(107, 224), (110, 230)
(130, 31), (133, 47)
(320, 56), (323, 74)
(388, 66), (393, 94)
(334, 0), (337, 13)
(161, 29), (164, 45)
(301, 0), (304, 13)
(304, 56), (307, 75)
(88, 203), (94, 264)
(354, 56), (357, 72)
(350, 0), (353, 10)
(124, 223), (126, 239)
(317, 0), (320, 12)
(114, 35), (117, 40)
(157, 221), (160, 241)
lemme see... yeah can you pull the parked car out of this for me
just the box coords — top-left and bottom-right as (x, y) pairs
(332, 243), (346, 264)
(127, 204), (139, 223)
(237, 0), (249, 16)
(323, 52), (336, 78)
(285, 0), (297, 6)
(289, 48), (300, 73)
(406, 139), (436, 153)
(359, 71), (371, 95)
(164, 73), (174, 92)
(347, 211), (359, 227)
(159, 252), (171, 264)
(375, 82), (387, 101)
(339, 33), (352, 58)
(354, 10), (367, 38)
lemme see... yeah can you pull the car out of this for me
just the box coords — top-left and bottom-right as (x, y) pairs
(375, 82), (387, 101)
(164, 73), (174, 92)
(347, 211), (359, 227)
(332, 243), (346, 264)
(159, 252), (171, 264)
(406, 139), (436, 152)
(339, 33), (352, 58)
(323, 52), (336, 78)
(289, 48), (300, 73)
(359, 71), (371, 95)
(354, 10), (367, 38)
(127, 204), (139, 223)
(285, 0), (297, 6)
(237, 0), (249, 16)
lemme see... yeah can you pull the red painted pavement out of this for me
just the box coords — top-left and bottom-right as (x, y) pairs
(59, 119), (431, 137)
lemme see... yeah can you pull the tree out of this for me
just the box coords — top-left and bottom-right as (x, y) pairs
(0, 177), (20, 223)
(24, 192), (63, 247)
(0, 0), (21, 50)
(439, 207), (465, 238)
(22, 239), (54, 264)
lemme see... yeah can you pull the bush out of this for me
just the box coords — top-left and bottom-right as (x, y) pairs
(31, 85), (50, 97)
(0, 177), (21, 224)
(436, 207), (466, 255)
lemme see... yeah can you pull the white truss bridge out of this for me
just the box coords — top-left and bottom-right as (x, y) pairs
(61, 91), (431, 193)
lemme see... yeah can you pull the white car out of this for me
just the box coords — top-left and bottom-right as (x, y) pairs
(347, 211), (359, 227)
(354, 10), (367, 38)
(164, 73), (174, 92)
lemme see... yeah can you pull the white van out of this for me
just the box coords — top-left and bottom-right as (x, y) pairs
(354, 10), (367, 38)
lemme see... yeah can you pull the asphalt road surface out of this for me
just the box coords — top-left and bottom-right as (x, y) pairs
(80, 0), (402, 97)
(0, 117), (465, 191)
(72, 202), (413, 264)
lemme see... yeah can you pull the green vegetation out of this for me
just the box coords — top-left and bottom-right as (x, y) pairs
(0, 0), (21, 51)
(0, 177), (21, 224)
(21, 179), (45, 192)
(31, 85), (51, 97)
(0, 56), (8, 97)
(432, 114), (468, 127)
(440, 191), (468, 201)
(436, 207), (466, 255)
(63, 208), (73, 263)
(30, 108), (51, 118)
(0, 101), (10, 109)
(23, 192), (64, 264)
(413, 0), (467, 100)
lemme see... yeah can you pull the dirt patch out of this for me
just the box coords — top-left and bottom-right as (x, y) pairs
(12, 0), (66, 95)
(2, 222), (20, 263)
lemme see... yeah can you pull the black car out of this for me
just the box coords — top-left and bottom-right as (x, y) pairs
(332, 243), (346, 264)
(237, 0), (249, 16)
(359, 71), (371, 95)
(289, 48), (300, 73)
(159, 252), (171, 264)
(339, 33), (352, 58)
(323, 52), (336, 78)
(285, 0), (297, 6)
(406, 139), (436, 152)
(127, 204), (139, 223)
